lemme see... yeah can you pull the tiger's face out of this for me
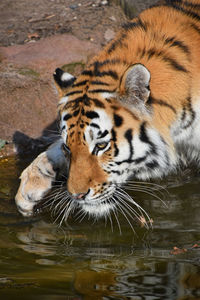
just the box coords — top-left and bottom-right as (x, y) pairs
(60, 96), (142, 216)
(54, 64), (173, 218)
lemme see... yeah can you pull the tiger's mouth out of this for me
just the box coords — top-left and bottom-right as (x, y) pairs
(74, 185), (116, 217)
(43, 182), (152, 231)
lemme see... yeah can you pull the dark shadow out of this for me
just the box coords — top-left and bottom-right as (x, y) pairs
(13, 118), (60, 160)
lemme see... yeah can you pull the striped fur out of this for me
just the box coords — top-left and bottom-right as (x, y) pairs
(17, 0), (200, 220)
(53, 0), (200, 217)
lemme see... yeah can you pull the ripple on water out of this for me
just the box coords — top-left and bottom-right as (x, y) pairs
(0, 157), (199, 299)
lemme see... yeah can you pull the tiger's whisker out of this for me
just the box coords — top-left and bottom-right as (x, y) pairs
(60, 201), (74, 227)
(112, 201), (122, 235)
(115, 201), (136, 233)
(116, 187), (152, 226)
(53, 199), (72, 225)
(122, 186), (168, 208)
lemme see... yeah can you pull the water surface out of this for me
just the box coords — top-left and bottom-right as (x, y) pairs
(0, 157), (199, 300)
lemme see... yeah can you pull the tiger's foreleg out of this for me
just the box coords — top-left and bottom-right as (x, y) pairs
(15, 139), (69, 216)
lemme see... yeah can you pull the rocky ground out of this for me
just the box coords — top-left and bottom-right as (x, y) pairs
(0, 0), (157, 157)
(0, 0), (128, 47)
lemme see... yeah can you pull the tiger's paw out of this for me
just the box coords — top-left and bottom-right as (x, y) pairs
(15, 151), (56, 217)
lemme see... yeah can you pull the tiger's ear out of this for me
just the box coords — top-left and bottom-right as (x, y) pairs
(119, 64), (151, 110)
(53, 68), (76, 98)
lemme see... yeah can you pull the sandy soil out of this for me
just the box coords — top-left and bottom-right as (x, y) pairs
(0, 0), (127, 47)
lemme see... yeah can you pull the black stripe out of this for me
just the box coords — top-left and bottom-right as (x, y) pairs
(82, 70), (93, 77)
(91, 98), (105, 108)
(181, 97), (196, 129)
(65, 94), (104, 109)
(89, 88), (116, 94)
(183, 1), (200, 9)
(90, 123), (100, 129)
(63, 114), (72, 121)
(85, 111), (99, 119)
(148, 96), (176, 114)
(146, 160), (159, 170)
(146, 48), (188, 72)
(114, 114), (123, 127)
(111, 129), (119, 157)
(122, 19), (147, 32)
(98, 130), (109, 139)
(91, 80), (110, 86)
(91, 59), (122, 68)
(107, 18), (147, 55)
(167, 0), (200, 10)
(111, 128), (117, 142)
(115, 159), (132, 165)
(166, 2), (200, 21)
(114, 146), (119, 157)
(107, 32), (127, 54)
(66, 90), (83, 97)
(122, 22), (143, 31)
(139, 122), (157, 154)
(68, 95), (91, 107)
(69, 124), (75, 129)
(70, 131), (74, 137)
(110, 170), (121, 175)
(73, 110), (80, 117)
(189, 23), (200, 35)
(73, 80), (88, 88)
(164, 37), (190, 56)
(93, 61), (119, 80)
(164, 55), (188, 72)
(111, 105), (119, 110)
(133, 156), (147, 164)
(124, 129), (134, 160)
(94, 70), (119, 80)
(91, 149), (96, 155)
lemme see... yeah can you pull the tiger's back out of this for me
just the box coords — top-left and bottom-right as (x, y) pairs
(61, 0), (200, 138)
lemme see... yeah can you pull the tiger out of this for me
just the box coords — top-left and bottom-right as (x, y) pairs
(15, 0), (200, 225)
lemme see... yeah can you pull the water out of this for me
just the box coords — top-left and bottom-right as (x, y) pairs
(0, 157), (200, 300)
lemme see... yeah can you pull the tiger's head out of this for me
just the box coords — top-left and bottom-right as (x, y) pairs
(53, 64), (173, 218)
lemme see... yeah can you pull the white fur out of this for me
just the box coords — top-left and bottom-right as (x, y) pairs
(172, 100), (200, 164)
(84, 109), (112, 155)
(58, 96), (69, 106)
(61, 72), (74, 82)
(60, 115), (68, 142)
(101, 92), (115, 99)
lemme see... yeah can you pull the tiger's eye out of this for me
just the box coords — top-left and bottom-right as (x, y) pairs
(96, 142), (108, 150)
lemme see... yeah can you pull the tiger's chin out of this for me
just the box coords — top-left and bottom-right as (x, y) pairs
(78, 199), (115, 218)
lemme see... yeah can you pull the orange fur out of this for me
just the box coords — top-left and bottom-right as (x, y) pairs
(58, 0), (200, 195)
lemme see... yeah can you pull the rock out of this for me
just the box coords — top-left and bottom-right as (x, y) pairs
(109, 16), (117, 22)
(0, 34), (100, 76)
(104, 29), (115, 42)
(69, 4), (78, 9)
(101, 0), (108, 5)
